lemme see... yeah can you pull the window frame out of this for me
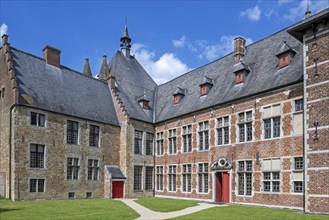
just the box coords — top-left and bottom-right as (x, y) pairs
(145, 166), (153, 191)
(182, 125), (192, 153)
(217, 116), (230, 146)
(197, 163), (209, 194)
(89, 124), (100, 147)
(134, 165), (143, 191)
(168, 165), (177, 192)
(30, 111), (46, 127)
(146, 133), (154, 156)
(198, 121), (209, 151)
(237, 110), (253, 143)
(87, 159), (99, 181)
(30, 144), (45, 168)
(156, 132), (164, 156)
(67, 120), (79, 145)
(156, 166), (164, 191)
(294, 99), (304, 112)
(134, 130), (143, 155)
(182, 164), (192, 193)
(67, 157), (80, 180)
(263, 116), (281, 139)
(29, 178), (45, 193)
(237, 160), (253, 196)
(168, 129), (177, 155)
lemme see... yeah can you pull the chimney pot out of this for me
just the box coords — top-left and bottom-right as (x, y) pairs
(2, 34), (8, 46)
(42, 45), (61, 68)
(234, 37), (246, 64)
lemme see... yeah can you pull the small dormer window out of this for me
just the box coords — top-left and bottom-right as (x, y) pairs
(200, 85), (209, 96)
(174, 95), (181, 104)
(143, 101), (150, 110)
(235, 71), (244, 84)
(279, 53), (289, 68)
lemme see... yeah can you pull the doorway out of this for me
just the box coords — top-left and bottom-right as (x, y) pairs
(112, 181), (124, 198)
(215, 172), (230, 203)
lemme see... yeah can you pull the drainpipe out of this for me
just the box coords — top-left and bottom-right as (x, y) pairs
(9, 104), (15, 200)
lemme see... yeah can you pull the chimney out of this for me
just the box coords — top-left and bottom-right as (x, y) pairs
(2, 34), (8, 46)
(42, 45), (61, 68)
(234, 37), (246, 64)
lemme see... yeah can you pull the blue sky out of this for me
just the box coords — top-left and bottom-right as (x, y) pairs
(1, 0), (328, 84)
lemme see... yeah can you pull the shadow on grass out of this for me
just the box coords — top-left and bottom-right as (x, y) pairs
(0, 208), (20, 213)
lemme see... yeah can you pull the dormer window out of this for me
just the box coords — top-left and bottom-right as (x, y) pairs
(142, 101), (150, 110)
(233, 61), (250, 85)
(276, 42), (296, 69)
(235, 71), (244, 84)
(173, 87), (185, 105)
(278, 52), (289, 68)
(137, 94), (151, 110)
(200, 76), (213, 96)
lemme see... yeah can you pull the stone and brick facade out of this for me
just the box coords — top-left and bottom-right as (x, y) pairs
(0, 8), (328, 215)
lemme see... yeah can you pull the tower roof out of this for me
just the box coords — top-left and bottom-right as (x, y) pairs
(82, 58), (92, 77)
(98, 55), (109, 81)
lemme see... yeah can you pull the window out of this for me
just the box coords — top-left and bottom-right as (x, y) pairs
(295, 99), (304, 112)
(67, 157), (79, 180)
(156, 166), (164, 191)
(168, 165), (177, 192)
(237, 161), (252, 196)
(134, 166), (143, 191)
(30, 112), (45, 127)
(168, 129), (177, 154)
(86, 192), (92, 198)
(174, 94), (183, 104)
(145, 166), (153, 190)
(182, 164), (192, 192)
(294, 157), (303, 170)
(200, 85), (209, 96)
(134, 130), (143, 154)
(279, 53), (289, 68)
(263, 172), (280, 192)
(1, 87), (4, 98)
(238, 111), (252, 142)
(182, 125), (192, 153)
(217, 116), (229, 145)
(264, 117), (280, 139)
(198, 121), (209, 150)
(198, 163), (209, 193)
(156, 132), (164, 156)
(30, 144), (45, 168)
(235, 71), (244, 84)
(262, 158), (281, 193)
(89, 125), (100, 147)
(30, 179), (45, 193)
(294, 181), (303, 193)
(87, 159), (99, 180)
(146, 133), (153, 155)
(68, 192), (75, 198)
(67, 120), (79, 144)
(143, 101), (150, 110)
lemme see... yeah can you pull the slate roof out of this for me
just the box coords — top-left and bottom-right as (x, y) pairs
(106, 166), (126, 179)
(11, 47), (119, 125)
(108, 51), (157, 123)
(155, 28), (303, 123)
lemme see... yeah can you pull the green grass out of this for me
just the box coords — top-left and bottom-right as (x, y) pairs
(0, 198), (139, 220)
(171, 204), (328, 220)
(135, 197), (199, 212)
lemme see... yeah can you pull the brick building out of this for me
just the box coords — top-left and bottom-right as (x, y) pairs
(0, 8), (328, 214)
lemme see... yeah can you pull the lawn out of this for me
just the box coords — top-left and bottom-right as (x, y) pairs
(171, 205), (328, 220)
(0, 198), (139, 220)
(135, 197), (199, 212)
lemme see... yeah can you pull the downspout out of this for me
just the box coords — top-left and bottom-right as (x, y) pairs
(152, 85), (158, 197)
(9, 104), (15, 200)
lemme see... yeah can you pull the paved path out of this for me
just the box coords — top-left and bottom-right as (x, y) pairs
(121, 199), (225, 220)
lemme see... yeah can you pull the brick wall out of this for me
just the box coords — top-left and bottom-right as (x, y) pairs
(155, 84), (304, 208)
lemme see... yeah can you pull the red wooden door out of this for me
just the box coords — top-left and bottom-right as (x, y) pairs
(215, 172), (230, 203)
(112, 181), (124, 198)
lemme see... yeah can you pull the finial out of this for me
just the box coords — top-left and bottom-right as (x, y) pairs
(305, 0), (311, 19)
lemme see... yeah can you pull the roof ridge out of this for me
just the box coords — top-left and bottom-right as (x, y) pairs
(10, 46), (108, 85)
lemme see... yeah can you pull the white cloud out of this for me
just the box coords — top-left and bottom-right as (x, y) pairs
(0, 23), (8, 37)
(283, 0), (329, 21)
(172, 35), (186, 48)
(131, 43), (192, 84)
(239, 5), (262, 21)
(199, 35), (253, 61)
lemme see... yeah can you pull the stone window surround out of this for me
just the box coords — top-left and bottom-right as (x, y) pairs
(145, 133), (154, 156)
(181, 163), (192, 193)
(168, 164), (177, 192)
(29, 178), (46, 193)
(181, 124), (193, 154)
(156, 132), (164, 156)
(134, 130), (143, 155)
(156, 165), (164, 192)
(27, 108), (48, 128)
(197, 162), (209, 194)
(236, 109), (254, 143)
(168, 128), (177, 155)
(28, 142), (47, 170)
(66, 155), (81, 180)
(145, 166), (153, 191)
(236, 160), (253, 197)
(88, 123), (101, 148)
(216, 115), (230, 146)
(197, 121), (210, 151)
(290, 156), (304, 194)
(87, 158), (100, 181)
(261, 158), (282, 193)
(261, 104), (282, 140)
(133, 165), (143, 191)
(65, 118), (81, 145)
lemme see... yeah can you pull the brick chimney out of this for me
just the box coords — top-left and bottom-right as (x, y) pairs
(234, 37), (246, 64)
(43, 45), (61, 68)
(2, 34), (8, 46)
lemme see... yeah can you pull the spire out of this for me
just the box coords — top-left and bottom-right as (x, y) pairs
(98, 55), (109, 81)
(82, 58), (92, 77)
(305, 0), (311, 18)
(120, 23), (132, 58)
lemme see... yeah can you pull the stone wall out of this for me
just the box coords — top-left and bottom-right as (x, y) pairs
(11, 106), (120, 201)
